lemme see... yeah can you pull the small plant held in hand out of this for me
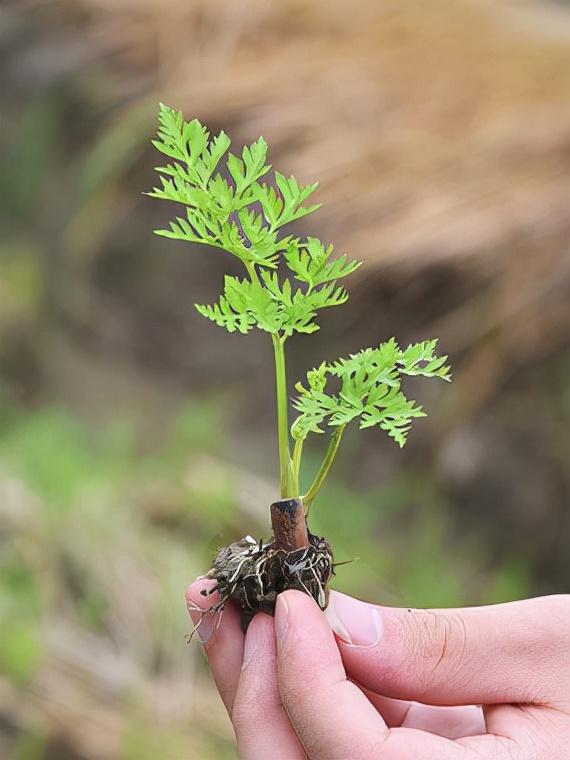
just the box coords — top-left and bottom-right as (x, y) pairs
(148, 104), (451, 632)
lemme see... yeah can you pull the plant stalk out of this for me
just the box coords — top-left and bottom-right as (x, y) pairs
(291, 437), (304, 496)
(272, 334), (295, 497)
(271, 497), (309, 551)
(303, 424), (346, 511)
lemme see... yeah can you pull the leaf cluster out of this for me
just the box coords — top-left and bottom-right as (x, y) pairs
(292, 339), (451, 446)
(148, 104), (361, 338)
(149, 105), (452, 473)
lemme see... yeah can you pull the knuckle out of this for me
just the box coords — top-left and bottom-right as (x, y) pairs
(401, 609), (468, 686)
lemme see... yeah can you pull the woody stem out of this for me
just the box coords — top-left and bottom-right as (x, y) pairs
(271, 497), (309, 552)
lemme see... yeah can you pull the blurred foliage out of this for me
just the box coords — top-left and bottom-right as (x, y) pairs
(0, 400), (530, 759)
(0, 401), (238, 759)
(0, 0), (569, 757)
(0, 377), (563, 751)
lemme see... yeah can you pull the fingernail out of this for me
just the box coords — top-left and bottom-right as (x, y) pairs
(275, 595), (289, 651)
(324, 591), (383, 647)
(188, 604), (216, 645)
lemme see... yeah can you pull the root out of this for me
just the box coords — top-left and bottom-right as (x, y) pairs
(209, 530), (334, 622)
(187, 502), (336, 640)
(185, 596), (228, 644)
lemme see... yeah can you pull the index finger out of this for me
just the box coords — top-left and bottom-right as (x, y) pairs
(186, 577), (244, 715)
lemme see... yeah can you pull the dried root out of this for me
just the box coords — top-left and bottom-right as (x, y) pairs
(189, 531), (333, 634)
(188, 499), (335, 636)
(185, 592), (225, 644)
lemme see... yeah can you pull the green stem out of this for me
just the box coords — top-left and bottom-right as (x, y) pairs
(244, 260), (257, 281)
(272, 333), (295, 497)
(291, 437), (304, 496)
(244, 262), (296, 497)
(302, 424), (346, 512)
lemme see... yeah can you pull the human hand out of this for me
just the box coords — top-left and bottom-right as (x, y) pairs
(186, 582), (570, 759)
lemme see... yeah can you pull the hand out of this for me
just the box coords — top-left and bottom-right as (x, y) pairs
(186, 582), (570, 759)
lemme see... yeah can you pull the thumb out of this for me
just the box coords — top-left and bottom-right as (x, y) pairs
(275, 591), (390, 759)
(325, 591), (570, 706)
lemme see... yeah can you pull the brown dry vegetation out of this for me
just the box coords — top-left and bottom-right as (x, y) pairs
(1, 1), (569, 758)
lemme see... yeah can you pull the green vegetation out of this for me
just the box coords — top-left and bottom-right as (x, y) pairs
(0, 400), (530, 758)
(148, 104), (451, 504)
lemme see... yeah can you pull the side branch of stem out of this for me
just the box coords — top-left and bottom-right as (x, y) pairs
(291, 437), (304, 496)
(302, 424), (346, 512)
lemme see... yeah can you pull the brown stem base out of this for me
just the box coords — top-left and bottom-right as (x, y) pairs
(270, 497), (309, 552)
(203, 500), (334, 631)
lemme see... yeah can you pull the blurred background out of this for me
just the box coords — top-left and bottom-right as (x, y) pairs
(1, 0), (569, 757)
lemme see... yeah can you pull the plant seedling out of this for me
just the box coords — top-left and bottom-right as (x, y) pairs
(148, 104), (451, 632)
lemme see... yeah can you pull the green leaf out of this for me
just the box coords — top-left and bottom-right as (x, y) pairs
(255, 182), (283, 228)
(397, 339), (452, 380)
(204, 131), (231, 179)
(149, 106), (334, 292)
(195, 297), (255, 334)
(228, 137), (270, 196)
(154, 104), (209, 167)
(148, 105), (452, 500)
(274, 172), (321, 227)
(285, 237), (361, 289)
(291, 338), (451, 443)
(196, 276), (283, 335)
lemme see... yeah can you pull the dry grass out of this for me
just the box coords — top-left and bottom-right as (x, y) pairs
(1, 3), (569, 757)
(74, 0), (570, 263)
(43, 0), (570, 371)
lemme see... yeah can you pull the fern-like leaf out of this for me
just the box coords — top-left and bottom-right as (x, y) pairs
(292, 339), (451, 444)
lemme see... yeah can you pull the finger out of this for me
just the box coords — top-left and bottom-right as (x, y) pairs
(276, 592), (503, 760)
(357, 686), (412, 726)
(186, 578), (244, 714)
(361, 687), (485, 738)
(399, 704), (485, 739)
(358, 692), (509, 760)
(325, 591), (570, 706)
(481, 701), (570, 750)
(232, 613), (306, 760)
(275, 590), (389, 759)
(382, 729), (516, 760)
